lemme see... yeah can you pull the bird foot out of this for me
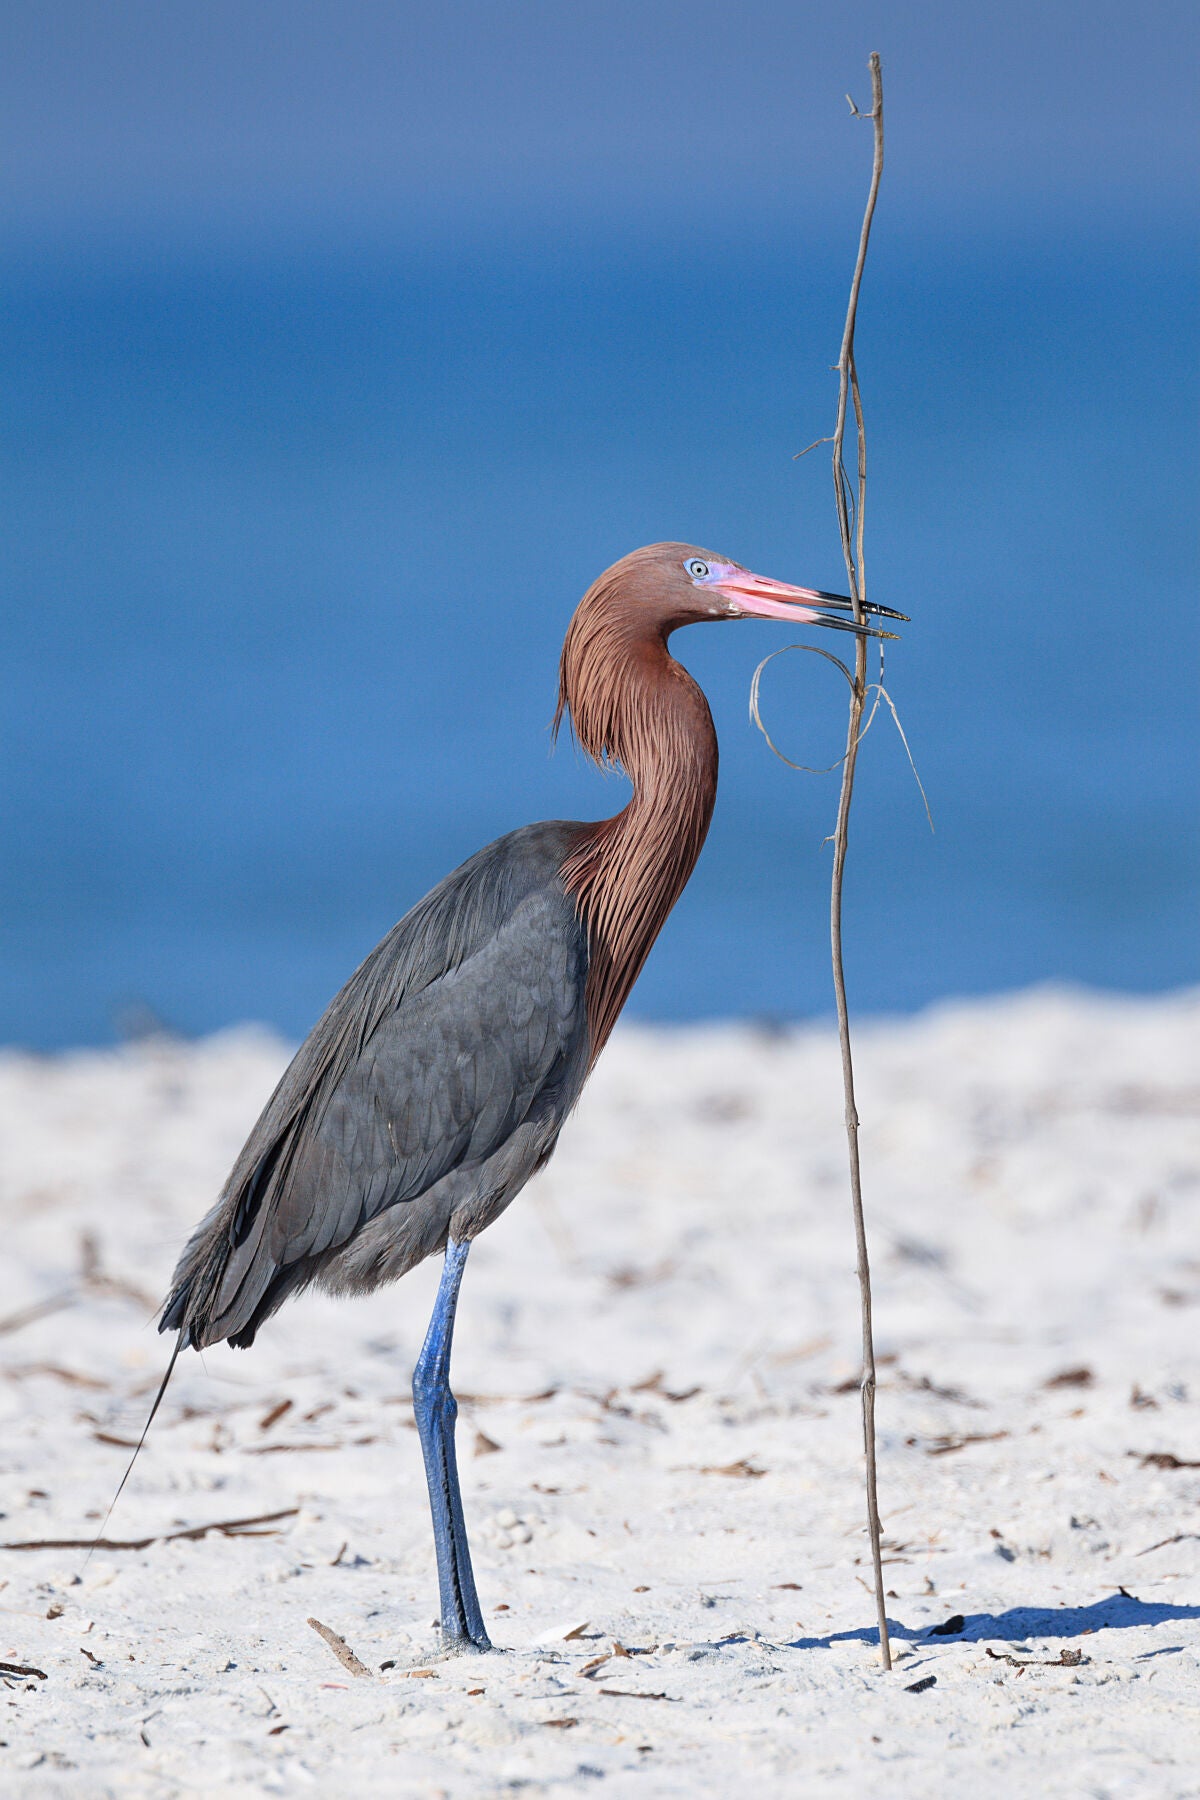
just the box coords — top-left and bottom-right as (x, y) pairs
(436, 1627), (497, 1657)
(382, 1632), (496, 1674)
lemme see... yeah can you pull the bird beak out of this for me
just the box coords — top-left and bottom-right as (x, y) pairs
(710, 569), (907, 640)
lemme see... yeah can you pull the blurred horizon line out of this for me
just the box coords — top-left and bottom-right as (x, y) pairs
(2, 189), (1193, 269)
(22, 974), (1200, 1062)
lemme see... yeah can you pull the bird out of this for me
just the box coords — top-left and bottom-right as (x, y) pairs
(159, 542), (903, 1651)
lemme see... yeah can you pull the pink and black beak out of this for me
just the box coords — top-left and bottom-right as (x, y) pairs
(695, 559), (907, 639)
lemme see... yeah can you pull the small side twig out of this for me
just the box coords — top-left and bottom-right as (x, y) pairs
(829, 51), (892, 1672)
(307, 1616), (375, 1679)
(3, 1507), (299, 1553)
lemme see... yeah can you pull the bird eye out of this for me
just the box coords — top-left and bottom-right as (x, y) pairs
(686, 558), (710, 581)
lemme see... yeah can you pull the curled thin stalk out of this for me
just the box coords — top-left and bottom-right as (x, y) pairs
(751, 643), (933, 829)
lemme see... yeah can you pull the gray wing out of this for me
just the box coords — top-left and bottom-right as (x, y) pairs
(162, 823), (588, 1348)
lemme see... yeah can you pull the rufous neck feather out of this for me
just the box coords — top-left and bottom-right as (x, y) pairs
(555, 585), (718, 1060)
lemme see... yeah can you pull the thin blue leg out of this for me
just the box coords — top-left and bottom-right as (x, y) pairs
(411, 1237), (490, 1649)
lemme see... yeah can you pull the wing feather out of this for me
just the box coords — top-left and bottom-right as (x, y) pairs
(163, 822), (588, 1348)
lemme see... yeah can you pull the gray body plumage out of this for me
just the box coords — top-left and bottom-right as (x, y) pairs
(161, 821), (590, 1351)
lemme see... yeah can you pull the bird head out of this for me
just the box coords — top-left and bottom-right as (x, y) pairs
(612, 541), (906, 638)
(555, 542), (906, 770)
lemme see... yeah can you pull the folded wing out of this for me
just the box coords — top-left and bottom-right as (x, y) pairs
(161, 823), (588, 1348)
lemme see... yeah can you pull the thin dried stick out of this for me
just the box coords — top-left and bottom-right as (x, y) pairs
(307, 1616), (375, 1679)
(2, 1506), (299, 1553)
(830, 51), (891, 1672)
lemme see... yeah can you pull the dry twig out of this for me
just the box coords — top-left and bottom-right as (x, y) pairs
(2, 1506), (298, 1553)
(1136, 1531), (1200, 1556)
(828, 51), (891, 1671)
(306, 1616), (375, 1679)
(748, 53), (895, 1670)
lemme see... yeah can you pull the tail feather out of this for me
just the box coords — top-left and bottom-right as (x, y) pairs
(159, 1175), (284, 1350)
(159, 1156), (332, 1350)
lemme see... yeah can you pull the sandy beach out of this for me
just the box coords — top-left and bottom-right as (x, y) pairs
(2, 985), (1199, 1796)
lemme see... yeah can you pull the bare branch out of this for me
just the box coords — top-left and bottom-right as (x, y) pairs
(829, 50), (892, 1674)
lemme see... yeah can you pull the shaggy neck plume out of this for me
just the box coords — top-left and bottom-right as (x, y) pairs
(556, 574), (719, 1061)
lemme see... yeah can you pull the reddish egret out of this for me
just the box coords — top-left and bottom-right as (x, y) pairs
(161, 543), (902, 1649)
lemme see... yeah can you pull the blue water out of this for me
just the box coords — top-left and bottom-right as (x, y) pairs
(2, 217), (1196, 1047)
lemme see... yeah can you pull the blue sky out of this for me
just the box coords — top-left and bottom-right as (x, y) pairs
(1, 2), (1194, 242)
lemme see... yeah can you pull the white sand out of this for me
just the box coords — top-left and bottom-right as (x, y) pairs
(2, 986), (1199, 1797)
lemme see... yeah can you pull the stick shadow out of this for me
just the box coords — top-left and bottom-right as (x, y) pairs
(788, 1590), (1200, 1651)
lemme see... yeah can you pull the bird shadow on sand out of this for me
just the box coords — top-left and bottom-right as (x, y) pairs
(787, 1590), (1200, 1652)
